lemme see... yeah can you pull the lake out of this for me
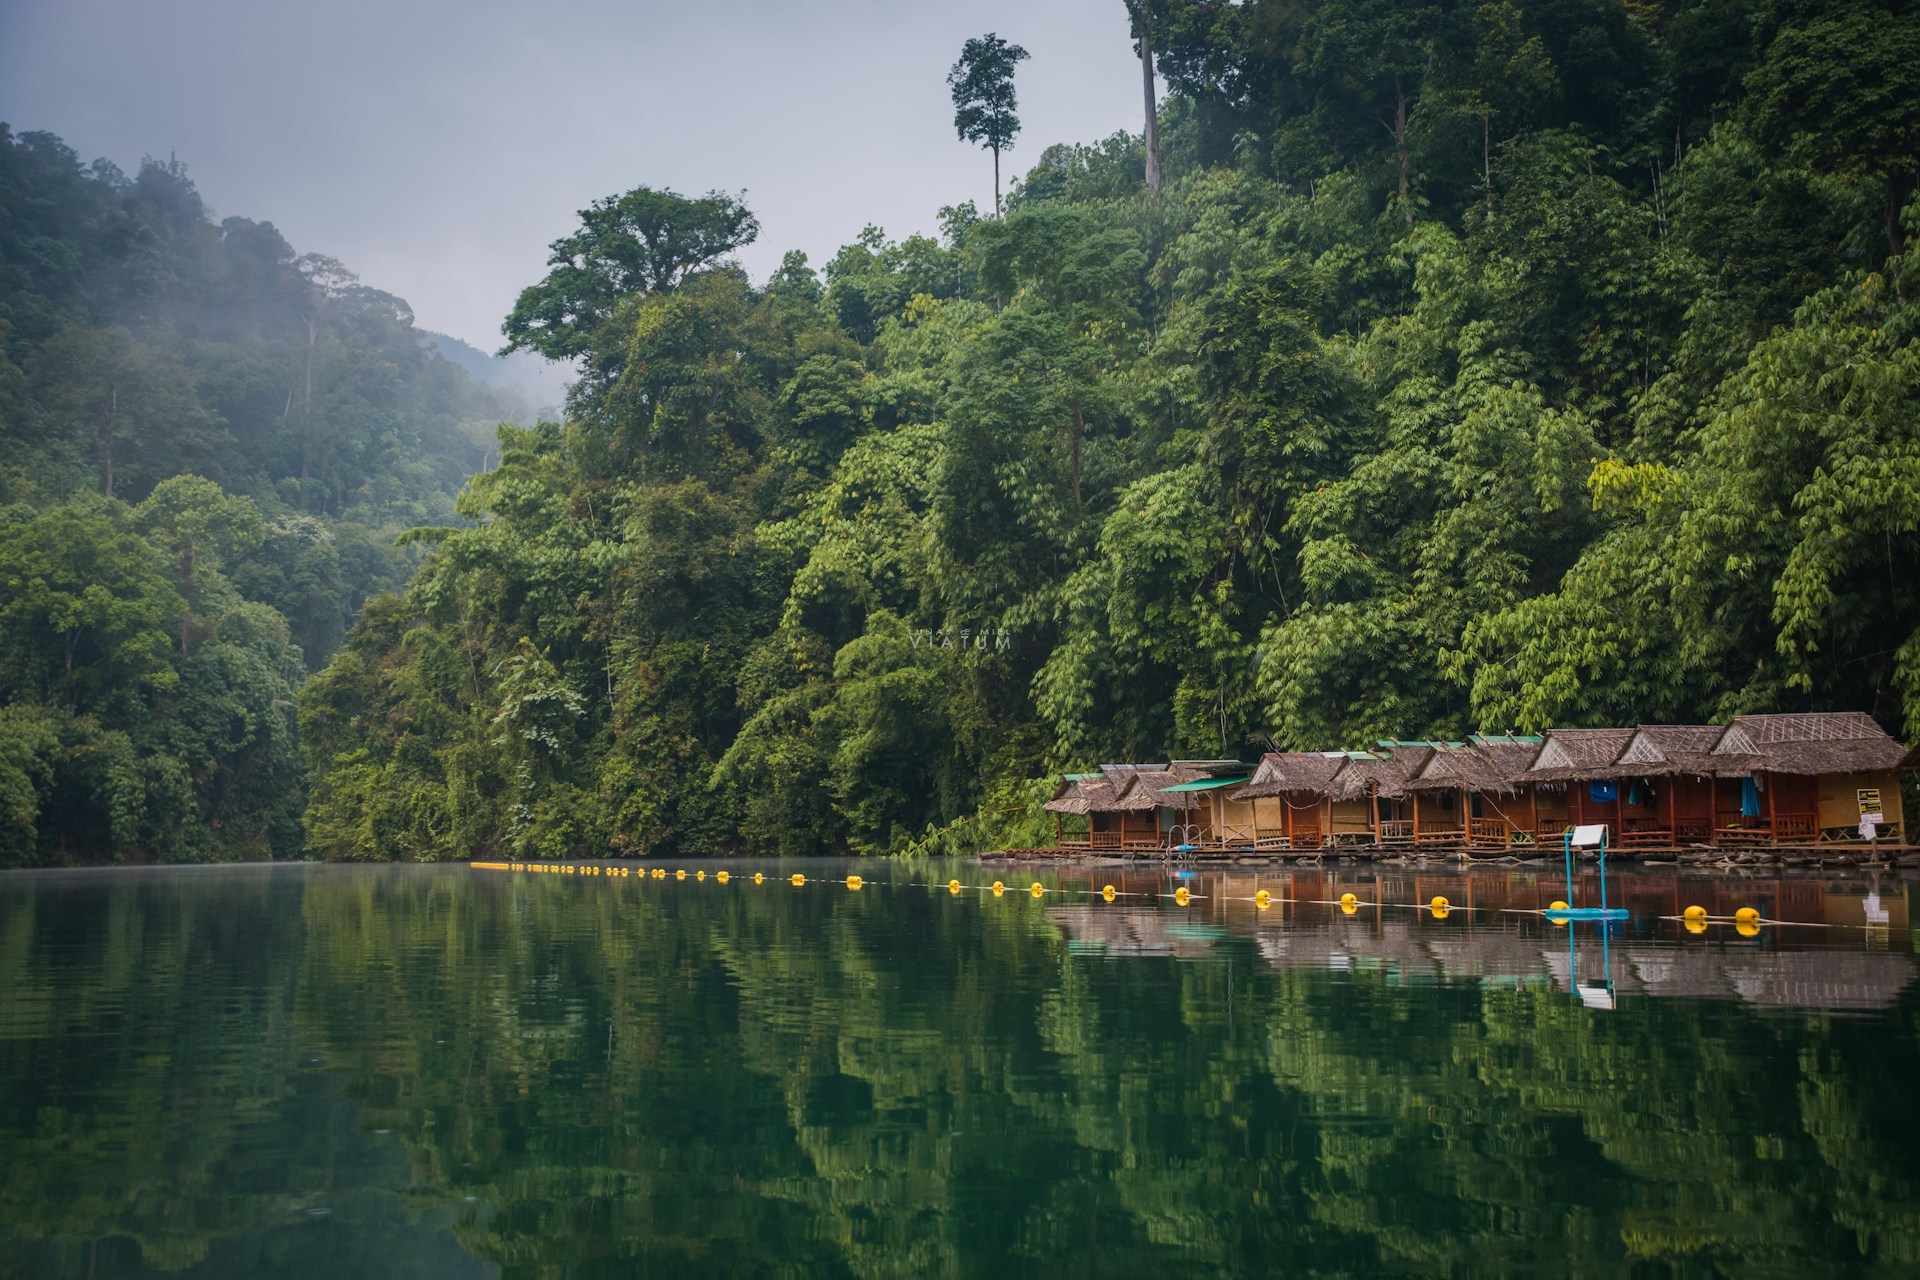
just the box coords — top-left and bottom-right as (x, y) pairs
(2, 860), (1918, 1278)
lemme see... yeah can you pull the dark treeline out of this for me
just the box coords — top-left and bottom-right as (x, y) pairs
(302, 0), (1920, 862)
(0, 127), (528, 863)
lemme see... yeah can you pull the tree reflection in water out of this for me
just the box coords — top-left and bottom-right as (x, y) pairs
(1, 862), (1917, 1278)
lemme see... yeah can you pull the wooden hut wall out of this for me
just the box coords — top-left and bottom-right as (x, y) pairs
(1413, 791), (1462, 837)
(1328, 797), (1373, 837)
(1669, 776), (1716, 842)
(1283, 794), (1324, 846)
(1768, 773), (1819, 840)
(1213, 792), (1256, 844)
(1618, 779), (1661, 839)
(1251, 797), (1284, 838)
(1713, 776), (1758, 833)
(1533, 785), (1569, 827)
(1815, 771), (1903, 835)
(1568, 780), (1622, 836)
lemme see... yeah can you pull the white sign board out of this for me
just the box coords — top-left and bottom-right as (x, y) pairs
(1571, 824), (1608, 847)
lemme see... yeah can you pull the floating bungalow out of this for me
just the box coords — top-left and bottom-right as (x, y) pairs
(1028, 711), (1912, 858)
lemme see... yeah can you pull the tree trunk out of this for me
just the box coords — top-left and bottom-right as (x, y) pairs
(1887, 173), (1907, 299)
(1482, 114), (1492, 209)
(1395, 82), (1412, 226)
(1070, 399), (1084, 510)
(98, 388), (116, 498)
(993, 145), (1002, 217)
(1139, 11), (1162, 194)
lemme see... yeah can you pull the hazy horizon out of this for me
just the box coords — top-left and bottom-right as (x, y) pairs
(0, 0), (1148, 353)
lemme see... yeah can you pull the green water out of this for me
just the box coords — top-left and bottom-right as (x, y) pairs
(2, 862), (1918, 1279)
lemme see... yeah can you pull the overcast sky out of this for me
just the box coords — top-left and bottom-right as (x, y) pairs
(1, 0), (1147, 352)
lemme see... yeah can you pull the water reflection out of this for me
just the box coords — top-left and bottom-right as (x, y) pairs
(2, 861), (1918, 1278)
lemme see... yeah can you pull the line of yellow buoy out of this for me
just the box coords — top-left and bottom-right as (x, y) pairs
(470, 864), (1467, 919)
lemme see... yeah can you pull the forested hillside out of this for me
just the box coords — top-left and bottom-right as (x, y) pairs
(302, 0), (1920, 862)
(0, 127), (527, 863)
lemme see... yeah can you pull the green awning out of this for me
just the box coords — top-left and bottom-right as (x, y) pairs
(1158, 776), (1251, 792)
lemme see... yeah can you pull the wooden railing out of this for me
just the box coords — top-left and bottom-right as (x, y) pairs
(1377, 820), (1415, 844)
(1216, 822), (1257, 847)
(1089, 831), (1123, 849)
(1774, 812), (1817, 842)
(1467, 817), (1509, 846)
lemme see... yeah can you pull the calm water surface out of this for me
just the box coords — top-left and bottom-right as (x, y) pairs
(2, 860), (1918, 1278)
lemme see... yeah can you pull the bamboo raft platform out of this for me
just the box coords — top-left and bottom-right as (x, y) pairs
(984, 840), (1920, 870)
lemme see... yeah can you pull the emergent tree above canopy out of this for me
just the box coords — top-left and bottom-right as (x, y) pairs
(949, 33), (1030, 216)
(501, 186), (761, 361)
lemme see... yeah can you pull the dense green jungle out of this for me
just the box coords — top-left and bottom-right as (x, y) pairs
(4, 0), (1920, 865)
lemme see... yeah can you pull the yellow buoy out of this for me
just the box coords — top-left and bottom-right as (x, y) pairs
(696, 870), (706, 881)
(753, 872), (764, 883)
(716, 871), (730, 884)
(1339, 892), (1358, 910)
(1734, 906), (1761, 925)
(1682, 904), (1706, 921)
(790, 873), (806, 886)
(1254, 889), (1272, 909)
(1029, 882), (1045, 898)
(1174, 887), (1192, 906)
(1432, 904), (1451, 920)
(1101, 884), (1116, 901)
(1684, 917), (1708, 935)
(652, 868), (665, 879)
(846, 875), (863, 890)
(1736, 920), (1762, 938)
(948, 879), (962, 894)
(991, 881), (1006, 896)
(1550, 900), (1569, 912)
(1429, 896), (1449, 912)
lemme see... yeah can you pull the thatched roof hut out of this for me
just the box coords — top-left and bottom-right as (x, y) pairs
(1323, 752), (1416, 802)
(1230, 752), (1348, 800)
(1590, 724), (1753, 778)
(1042, 774), (1119, 815)
(1522, 728), (1637, 782)
(1112, 769), (1201, 811)
(1717, 712), (1911, 775)
(1406, 740), (1529, 795)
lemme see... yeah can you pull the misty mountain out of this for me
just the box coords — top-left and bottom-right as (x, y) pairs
(419, 330), (570, 414)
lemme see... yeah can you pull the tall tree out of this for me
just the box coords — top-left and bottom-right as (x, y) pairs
(501, 186), (760, 362)
(949, 33), (1031, 216)
(1126, 2), (1164, 193)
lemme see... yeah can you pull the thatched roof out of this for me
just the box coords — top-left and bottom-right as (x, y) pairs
(1231, 752), (1349, 799)
(1407, 741), (1525, 794)
(1042, 774), (1119, 815)
(1522, 728), (1637, 782)
(1111, 770), (1202, 811)
(1591, 724), (1752, 779)
(1375, 741), (1438, 775)
(1718, 712), (1911, 775)
(1324, 753), (1415, 801)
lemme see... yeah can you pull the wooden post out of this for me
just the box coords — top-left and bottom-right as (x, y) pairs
(1666, 777), (1676, 847)
(1529, 786), (1540, 847)
(1412, 792), (1421, 844)
(1764, 771), (1776, 842)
